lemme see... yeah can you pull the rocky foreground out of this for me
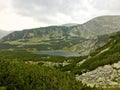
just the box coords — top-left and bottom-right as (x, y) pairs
(76, 61), (120, 88)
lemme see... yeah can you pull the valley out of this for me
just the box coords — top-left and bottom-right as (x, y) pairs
(0, 15), (120, 90)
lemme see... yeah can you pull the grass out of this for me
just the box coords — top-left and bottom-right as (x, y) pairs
(103, 88), (120, 90)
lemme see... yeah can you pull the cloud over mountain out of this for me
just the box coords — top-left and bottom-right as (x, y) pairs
(0, 0), (120, 30)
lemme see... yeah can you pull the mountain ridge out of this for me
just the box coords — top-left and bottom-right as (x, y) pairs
(1, 15), (120, 54)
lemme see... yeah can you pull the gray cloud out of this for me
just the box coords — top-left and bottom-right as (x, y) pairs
(11, 0), (120, 25)
(12, 0), (86, 14)
(0, 1), (8, 12)
(12, 0), (88, 24)
(0, 5), (4, 11)
(91, 0), (120, 12)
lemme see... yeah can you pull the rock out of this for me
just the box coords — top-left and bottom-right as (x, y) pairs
(76, 61), (120, 88)
(112, 61), (120, 69)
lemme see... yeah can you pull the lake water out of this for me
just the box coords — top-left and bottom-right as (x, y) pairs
(34, 51), (81, 57)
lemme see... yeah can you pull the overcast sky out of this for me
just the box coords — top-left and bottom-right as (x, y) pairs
(0, 0), (120, 31)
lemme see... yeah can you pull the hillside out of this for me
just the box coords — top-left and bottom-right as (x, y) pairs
(61, 31), (120, 73)
(0, 59), (93, 90)
(1, 15), (120, 54)
(72, 32), (120, 88)
(78, 32), (120, 72)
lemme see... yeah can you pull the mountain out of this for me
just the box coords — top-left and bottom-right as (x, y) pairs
(0, 30), (10, 39)
(1, 15), (120, 54)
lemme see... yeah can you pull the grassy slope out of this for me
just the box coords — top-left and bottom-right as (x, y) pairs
(58, 32), (120, 75)
(70, 32), (120, 74)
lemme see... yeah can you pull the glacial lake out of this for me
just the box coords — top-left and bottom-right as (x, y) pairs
(34, 51), (81, 57)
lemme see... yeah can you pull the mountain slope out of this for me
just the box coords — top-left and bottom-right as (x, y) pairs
(59, 32), (120, 73)
(77, 31), (120, 71)
(74, 32), (120, 88)
(1, 15), (120, 54)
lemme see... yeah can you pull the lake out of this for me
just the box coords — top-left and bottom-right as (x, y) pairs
(34, 51), (81, 57)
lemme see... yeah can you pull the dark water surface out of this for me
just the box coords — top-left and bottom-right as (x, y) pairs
(34, 51), (81, 57)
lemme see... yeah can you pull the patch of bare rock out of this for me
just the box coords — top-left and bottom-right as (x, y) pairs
(76, 61), (120, 88)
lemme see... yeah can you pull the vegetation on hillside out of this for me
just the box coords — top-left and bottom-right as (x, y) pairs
(0, 55), (99, 90)
(0, 50), (84, 63)
(0, 60), (84, 90)
(69, 32), (120, 74)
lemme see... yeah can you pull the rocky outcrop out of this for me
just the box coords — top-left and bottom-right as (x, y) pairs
(76, 61), (120, 88)
(25, 60), (70, 67)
